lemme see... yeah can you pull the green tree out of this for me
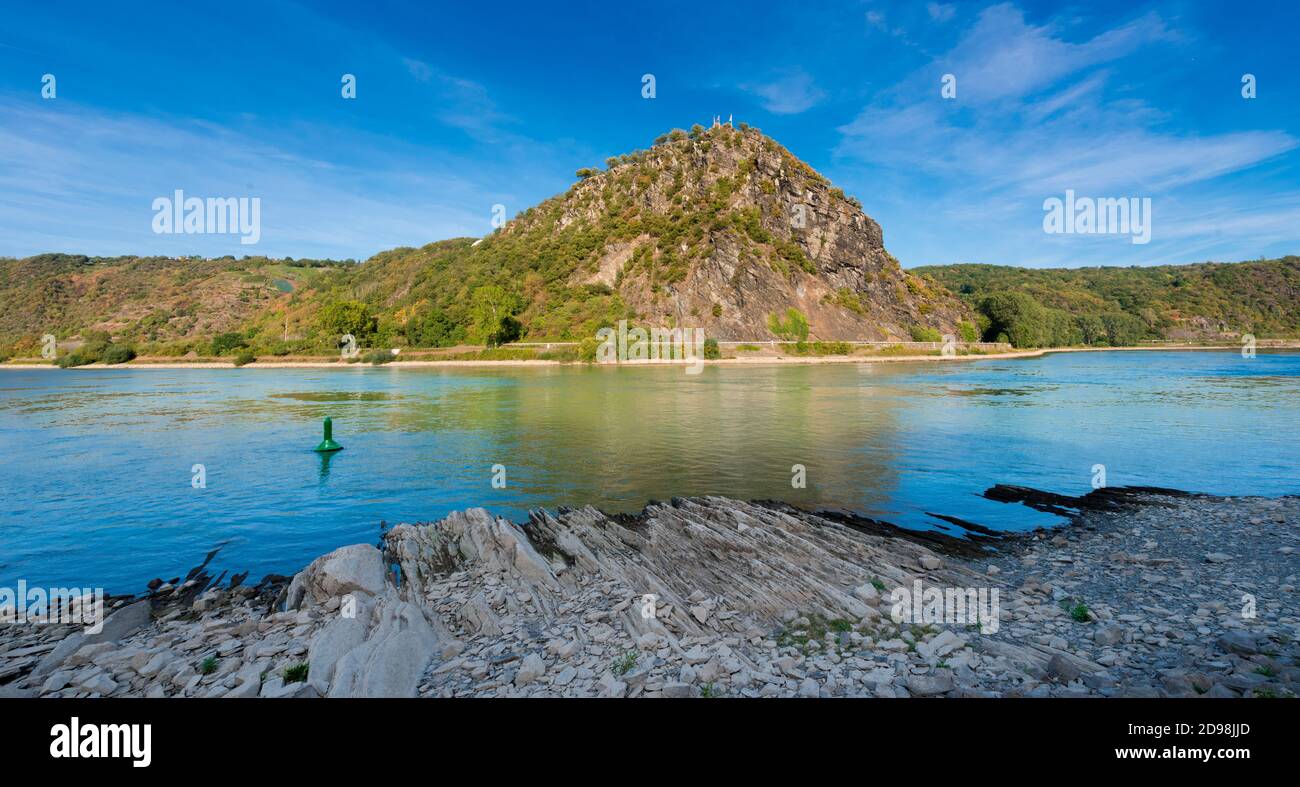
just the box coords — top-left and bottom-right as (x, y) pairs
(1100, 312), (1147, 346)
(470, 285), (524, 347)
(978, 292), (1050, 348)
(410, 308), (463, 347)
(1074, 314), (1108, 345)
(209, 332), (247, 355)
(319, 300), (376, 342)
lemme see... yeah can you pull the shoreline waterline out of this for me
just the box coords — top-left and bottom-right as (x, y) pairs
(2, 343), (1294, 371)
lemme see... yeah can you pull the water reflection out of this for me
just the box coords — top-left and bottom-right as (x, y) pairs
(1, 350), (1297, 592)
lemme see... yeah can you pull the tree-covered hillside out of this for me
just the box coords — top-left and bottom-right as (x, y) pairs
(914, 257), (1300, 347)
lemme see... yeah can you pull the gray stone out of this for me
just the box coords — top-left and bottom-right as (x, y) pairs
(31, 632), (85, 678)
(1205, 683), (1238, 698)
(80, 673), (118, 695)
(1046, 654), (1081, 683)
(660, 682), (698, 698)
(41, 670), (73, 694)
(798, 678), (820, 697)
(906, 673), (954, 696)
(327, 600), (441, 698)
(307, 615), (368, 694)
(515, 653), (546, 686)
(1093, 624), (1125, 647)
(1216, 631), (1258, 656)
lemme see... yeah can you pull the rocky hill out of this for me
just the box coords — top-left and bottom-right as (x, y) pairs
(0, 124), (970, 357)
(486, 122), (971, 341)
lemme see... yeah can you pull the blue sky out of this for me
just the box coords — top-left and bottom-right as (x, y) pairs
(1, 0), (1297, 267)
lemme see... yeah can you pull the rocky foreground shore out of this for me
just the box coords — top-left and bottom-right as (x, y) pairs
(2, 489), (1296, 698)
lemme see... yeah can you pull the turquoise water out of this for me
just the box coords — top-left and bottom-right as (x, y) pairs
(1, 350), (1297, 593)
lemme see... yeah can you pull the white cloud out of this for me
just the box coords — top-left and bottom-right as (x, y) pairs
(740, 68), (826, 115)
(927, 3), (955, 23)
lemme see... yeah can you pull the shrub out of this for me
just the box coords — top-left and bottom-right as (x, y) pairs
(56, 352), (94, 368)
(703, 338), (721, 359)
(363, 350), (394, 365)
(577, 335), (601, 363)
(786, 341), (853, 356)
(612, 649), (638, 676)
(767, 308), (810, 343)
(910, 326), (943, 343)
(282, 662), (309, 683)
(536, 346), (579, 362)
(79, 330), (111, 360)
(100, 344), (136, 365)
(957, 321), (980, 343)
(209, 332), (247, 355)
(233, 350), (256, 367)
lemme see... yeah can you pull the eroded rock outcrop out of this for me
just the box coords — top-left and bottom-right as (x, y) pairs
(2, 493), (1296, 698)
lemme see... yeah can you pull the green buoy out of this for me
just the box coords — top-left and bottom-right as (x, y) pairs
(313, 416), (343, 452)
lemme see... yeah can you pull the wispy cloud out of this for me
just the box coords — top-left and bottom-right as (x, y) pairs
(740, 68), (826, 115)
(0, 98), (542, 259)
(402, 57), (515, 140)
(835, 3), (1298, 266)
(927, 3), (956, 24)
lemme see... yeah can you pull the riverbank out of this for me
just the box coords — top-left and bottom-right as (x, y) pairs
(2, 489), (1295, 698)
(3, 342), (1296, 371)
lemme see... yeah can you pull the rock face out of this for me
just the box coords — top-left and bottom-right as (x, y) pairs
(384, 499), (962, 641)
(285, 544), (448, 698)
(503, 124), (971, 341)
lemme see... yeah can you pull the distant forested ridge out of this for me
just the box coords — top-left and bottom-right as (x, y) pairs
(913, 257), (1300, 347)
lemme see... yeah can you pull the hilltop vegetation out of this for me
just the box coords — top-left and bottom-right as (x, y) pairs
(915, 257), (1300, 347)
